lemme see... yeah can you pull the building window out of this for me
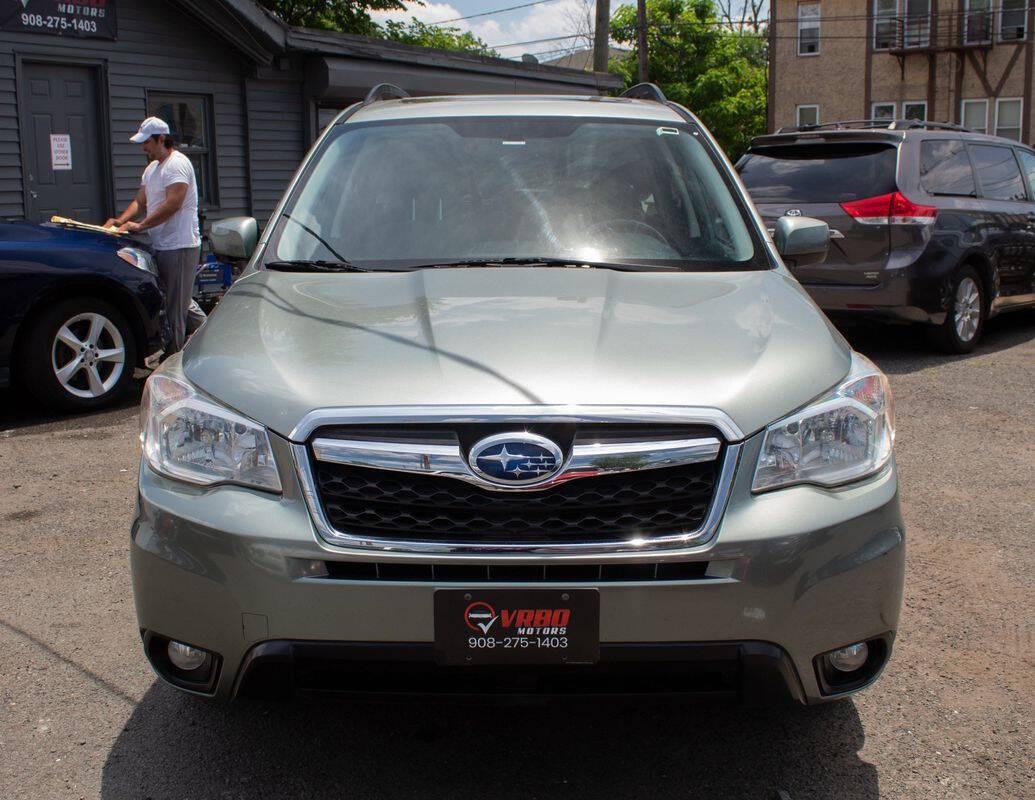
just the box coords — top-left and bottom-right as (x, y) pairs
(903, 0), (931, 46)
(995, 98), (1023, 140)
(961, 99), (988, 133)
(903, 100), (927, 120)
(964, 0), (993, 44)
(874, 0), (899, 50)
(999, 0), (1026, 40)
(146, 92), (218, 207)
(798, 3), (821, 55)
(872, 102), (897, 119)
(796, 105), (820, 127)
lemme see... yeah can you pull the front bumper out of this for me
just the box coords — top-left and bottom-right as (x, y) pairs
(130, 430), (905, 704)
(231, 640), (809, 704)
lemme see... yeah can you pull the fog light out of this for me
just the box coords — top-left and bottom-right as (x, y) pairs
(167, 640), (208, 671)
(827, 642), (869, 672)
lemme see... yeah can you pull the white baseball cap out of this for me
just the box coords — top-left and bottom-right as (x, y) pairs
(130, 116), (171, 143)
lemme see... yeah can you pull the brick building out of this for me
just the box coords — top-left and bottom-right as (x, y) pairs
(767, 0), (1033, 142)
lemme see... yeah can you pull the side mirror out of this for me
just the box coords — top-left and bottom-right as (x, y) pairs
(209, 216), (258, 260)
(774, 216), (829, 267)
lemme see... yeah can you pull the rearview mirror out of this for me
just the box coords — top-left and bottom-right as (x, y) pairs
(209, 216), (258, 260)
(774, 216), (829, 268)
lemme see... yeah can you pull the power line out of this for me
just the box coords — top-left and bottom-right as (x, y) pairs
(490, 7), (1023, 49)
(520, 44), (595, 58)
(429, 0), (555, 25)
(506, 32), (1004, 51)
(491, 32), (587, 48)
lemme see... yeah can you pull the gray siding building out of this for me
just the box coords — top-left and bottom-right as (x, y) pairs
(0, 0), (619, 230)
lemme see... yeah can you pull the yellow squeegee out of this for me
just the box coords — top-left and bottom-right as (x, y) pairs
(49, 215), (126, 236)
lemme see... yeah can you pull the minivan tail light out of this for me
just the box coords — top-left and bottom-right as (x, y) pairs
(841, 192), (937, 226)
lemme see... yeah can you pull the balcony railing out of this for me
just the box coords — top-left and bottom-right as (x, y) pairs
(873, 9), (1022, 52)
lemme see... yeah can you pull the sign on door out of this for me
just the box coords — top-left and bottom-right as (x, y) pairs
(49, 133), (72, 170)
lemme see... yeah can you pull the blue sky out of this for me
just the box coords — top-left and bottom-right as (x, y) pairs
(371, 0), (602, 60)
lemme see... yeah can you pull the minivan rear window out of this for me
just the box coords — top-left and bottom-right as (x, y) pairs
(738, 143), (897, 203)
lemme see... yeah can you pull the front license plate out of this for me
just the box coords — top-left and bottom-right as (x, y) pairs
(434, 589), (599, 666)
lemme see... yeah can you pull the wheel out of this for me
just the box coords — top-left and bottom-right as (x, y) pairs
(19, 298), (138, 411)
(929, 265), (985, 354)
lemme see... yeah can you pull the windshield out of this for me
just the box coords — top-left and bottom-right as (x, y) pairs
(264, 116), (763, 271)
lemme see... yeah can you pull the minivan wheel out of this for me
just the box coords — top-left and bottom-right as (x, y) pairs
(20, 298), (138, 411)
(930, 266), (985, 354)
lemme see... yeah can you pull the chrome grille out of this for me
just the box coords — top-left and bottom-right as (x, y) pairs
(296, 421), (734, 552)
(313, 459), (718, 544)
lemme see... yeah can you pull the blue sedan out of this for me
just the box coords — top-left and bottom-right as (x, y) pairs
(0, 221), (166, 410)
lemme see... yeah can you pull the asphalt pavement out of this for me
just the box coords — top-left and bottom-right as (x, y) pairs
(0, 314), (1032, 800)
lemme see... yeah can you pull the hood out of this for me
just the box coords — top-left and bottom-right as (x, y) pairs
(2, 221), (119, 248)
(0, 221), (145, 256)
(182, 267), (851, 440)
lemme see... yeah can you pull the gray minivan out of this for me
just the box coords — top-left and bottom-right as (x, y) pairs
(131, 85), (903, 704)
(739, 119), (1035, 352)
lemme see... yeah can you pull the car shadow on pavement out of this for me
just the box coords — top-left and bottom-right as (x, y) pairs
(101, 681), (878, 799)
(837, 312), (1034, 375)
(0, 376), (144, 432)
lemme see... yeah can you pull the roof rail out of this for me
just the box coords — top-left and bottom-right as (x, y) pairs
(887, 119), (969, 131)
(621, 83), (668, 103)
(364, 83), (410, 104)
(776, 118), (970, 134)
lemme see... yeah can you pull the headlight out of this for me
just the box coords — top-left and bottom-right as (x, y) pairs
(140, 372), (282, 492)
(118, 247), (158, 276)
(752, 353), (894, 492)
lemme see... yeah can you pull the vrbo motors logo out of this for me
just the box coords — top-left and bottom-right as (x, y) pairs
(464, 601), (570, 635)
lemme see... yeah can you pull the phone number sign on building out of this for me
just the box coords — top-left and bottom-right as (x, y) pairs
(1, 0), (116, 39)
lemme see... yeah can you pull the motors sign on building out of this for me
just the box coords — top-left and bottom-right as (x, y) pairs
(0, 0), (116, 39)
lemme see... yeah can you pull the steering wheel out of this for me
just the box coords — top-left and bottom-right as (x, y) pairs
(586, 218), (672, 249)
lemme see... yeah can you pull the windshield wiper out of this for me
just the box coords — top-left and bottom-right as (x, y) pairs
(281, 213), (350, 262)
(407, 257), (678, 271)
(264, 259), (374, 273)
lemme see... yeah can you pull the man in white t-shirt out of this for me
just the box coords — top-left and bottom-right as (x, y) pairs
(104, 116), (201, 352)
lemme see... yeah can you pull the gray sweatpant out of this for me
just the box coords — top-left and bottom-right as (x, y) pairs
(155, 246), (201, 353)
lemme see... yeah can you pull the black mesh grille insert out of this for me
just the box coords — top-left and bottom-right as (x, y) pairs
(313, 458), (720, 544)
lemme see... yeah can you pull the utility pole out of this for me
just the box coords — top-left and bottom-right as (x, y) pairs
(636, 0), (648, 82)
(593, 0), (610, 73)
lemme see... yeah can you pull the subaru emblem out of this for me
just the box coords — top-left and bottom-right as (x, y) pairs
(468, 433), (564, 487)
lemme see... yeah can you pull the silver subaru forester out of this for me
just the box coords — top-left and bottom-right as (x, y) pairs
(132, 85), (904, 704)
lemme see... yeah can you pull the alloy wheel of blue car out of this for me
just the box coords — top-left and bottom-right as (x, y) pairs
(50, 311), (127, 399)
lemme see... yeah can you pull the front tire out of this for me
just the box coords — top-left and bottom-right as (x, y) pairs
(929, 266), (985, 354)
(20, 298), (138, 411)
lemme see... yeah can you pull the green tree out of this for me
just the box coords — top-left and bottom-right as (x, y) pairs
(262, 1), (497, 54)
(262, 0), (407, 37)
(610, 0), (767, 158)
(380, 18), (497, 55)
